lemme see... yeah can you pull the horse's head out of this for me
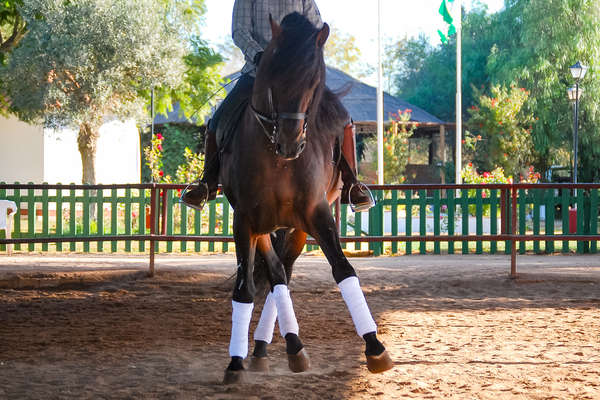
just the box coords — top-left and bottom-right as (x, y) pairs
(251, 12), (329, 160)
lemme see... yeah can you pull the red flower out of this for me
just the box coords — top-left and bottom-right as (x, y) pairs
(156, 133), (164, 140)
(157, 144), (163, 151)
(159, 170), (164, 177)
(405, 108), (412, 113)
(483, 172), (490, 178)
(468, 162), (473, 167)
(476, 135), (482, 140)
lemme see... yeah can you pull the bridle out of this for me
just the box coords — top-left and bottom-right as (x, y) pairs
(250, 87), (309, 145)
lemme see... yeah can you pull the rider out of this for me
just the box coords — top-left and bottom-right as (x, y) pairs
(181, 0), (375, 212)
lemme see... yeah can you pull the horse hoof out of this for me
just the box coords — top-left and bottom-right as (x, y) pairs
(288, 347), (310, 373)
(366, 350), (393, 373)
(223, 368), (248, 384)
(248, 356), (269, 373)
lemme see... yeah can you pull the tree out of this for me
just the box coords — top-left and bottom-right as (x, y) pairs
(392, 4), (498, 122)
(324, 27), (373, 79)
(0, 0), (26, 61)
(1, 0), (189, 184)
(0, 0), (26, 112)
(486, 0), (600, 181)
(466, 84), (535, 177)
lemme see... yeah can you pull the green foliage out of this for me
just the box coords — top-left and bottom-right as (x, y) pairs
(366, 110), (416, 184)
(1, 0), (187, 129)
(150, 35), (224, 125)
(143, 128), (204, 184)
(460, 163), (512, 216)
(392, 0), (600, 181)
(175, 147), (204, 184)
(141, 124), (204, 182)
(466, 84), (535, 177)
(486, 0), (600, 181)
(0, 0), (25, 62)
(392, 5), (496, 121)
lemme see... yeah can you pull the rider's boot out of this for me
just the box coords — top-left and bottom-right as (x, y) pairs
(181, 129), (219, 211)
(340, 122), (375, 212)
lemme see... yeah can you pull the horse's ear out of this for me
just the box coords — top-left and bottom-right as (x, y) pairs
(269, 14), (282, 38)
(316, 23), (330, 48)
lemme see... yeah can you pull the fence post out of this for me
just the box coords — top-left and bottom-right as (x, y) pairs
(510, 185), (518, 278)
(149, 186), (157, 277)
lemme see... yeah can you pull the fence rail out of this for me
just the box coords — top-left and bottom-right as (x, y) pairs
(1, 182), (599, 277)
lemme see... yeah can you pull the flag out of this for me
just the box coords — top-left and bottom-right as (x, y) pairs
(438, 0), (456, 44)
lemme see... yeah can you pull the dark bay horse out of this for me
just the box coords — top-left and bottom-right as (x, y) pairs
(219, 12), (393, 383)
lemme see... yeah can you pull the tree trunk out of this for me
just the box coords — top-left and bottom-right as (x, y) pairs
(78, 122), (99, 184)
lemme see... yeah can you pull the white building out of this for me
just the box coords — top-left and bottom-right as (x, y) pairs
(0, 115), (141, 184)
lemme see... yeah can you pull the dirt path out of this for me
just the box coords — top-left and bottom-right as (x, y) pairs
(1, 254), (599, 399)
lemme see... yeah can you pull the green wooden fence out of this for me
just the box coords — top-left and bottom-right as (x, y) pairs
(1, 183), (599, 255)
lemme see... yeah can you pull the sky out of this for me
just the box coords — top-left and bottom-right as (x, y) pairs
(201, 0), (505, 56)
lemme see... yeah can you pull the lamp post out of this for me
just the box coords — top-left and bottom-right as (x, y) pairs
(567, 61), (588, 184)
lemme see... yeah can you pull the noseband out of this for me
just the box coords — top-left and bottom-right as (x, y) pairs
(250, 87), (308, 144)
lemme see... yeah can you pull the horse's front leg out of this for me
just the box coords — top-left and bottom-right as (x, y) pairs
(250, 234), (310, 373)
(307, 202), (393, 373)
(224, 213), (258, 384)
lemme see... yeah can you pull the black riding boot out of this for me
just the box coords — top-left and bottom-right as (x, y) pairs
(339, 123), (375, 212)
(181, 130), (219, 211)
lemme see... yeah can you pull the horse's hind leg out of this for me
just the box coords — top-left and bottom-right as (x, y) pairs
(307, 203), (393, 373)
(248, 290), (276, 372)
(251, 233), (310, 373)
(224, 214), (258, 384)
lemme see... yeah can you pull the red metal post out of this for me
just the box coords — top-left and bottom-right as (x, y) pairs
(510, 185), (518, 278)
(149, 187), (157, 277)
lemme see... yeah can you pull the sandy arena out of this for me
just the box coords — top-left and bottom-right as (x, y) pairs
(1, 253), (599, 399)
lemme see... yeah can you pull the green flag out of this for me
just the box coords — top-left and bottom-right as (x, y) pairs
(438, 0), (456, 44)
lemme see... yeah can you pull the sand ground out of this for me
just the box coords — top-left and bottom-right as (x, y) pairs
(0, 253), (599, 399)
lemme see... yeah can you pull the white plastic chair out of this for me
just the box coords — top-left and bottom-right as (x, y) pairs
(0, 200), (17, 256)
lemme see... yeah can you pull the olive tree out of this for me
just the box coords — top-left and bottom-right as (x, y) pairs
(0, 0), (188, 184)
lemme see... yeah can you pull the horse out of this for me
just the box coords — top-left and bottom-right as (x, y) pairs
(218, 12), (393, 383)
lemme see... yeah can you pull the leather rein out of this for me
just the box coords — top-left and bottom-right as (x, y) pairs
(250, 87), (309, 144)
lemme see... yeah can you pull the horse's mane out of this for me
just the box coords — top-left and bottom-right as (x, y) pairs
(268, 13), (349, 138)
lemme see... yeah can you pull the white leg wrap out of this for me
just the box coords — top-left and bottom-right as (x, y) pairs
(229, 300), (254, 358)
(272, 284), (299, 337)
(338, 276), (377, 337)
(253, 291), (278, 343)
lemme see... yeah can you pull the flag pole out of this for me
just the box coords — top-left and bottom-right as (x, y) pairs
(377, 0), (384, 184)
(455, 0), (462, 184)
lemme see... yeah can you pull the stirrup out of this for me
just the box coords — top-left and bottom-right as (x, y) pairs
(348, 182), (376, 213)
(179, 181), (209, 211)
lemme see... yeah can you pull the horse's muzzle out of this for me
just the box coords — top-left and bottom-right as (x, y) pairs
(276, 139), (306, 160)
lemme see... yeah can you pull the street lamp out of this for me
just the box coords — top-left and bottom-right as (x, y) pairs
(567, 61), (588, 184)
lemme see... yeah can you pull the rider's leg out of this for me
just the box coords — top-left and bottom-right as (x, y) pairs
(340, 122), (375, 212)
(180, 129), (219, 209)
(181, 74), (255, 210)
